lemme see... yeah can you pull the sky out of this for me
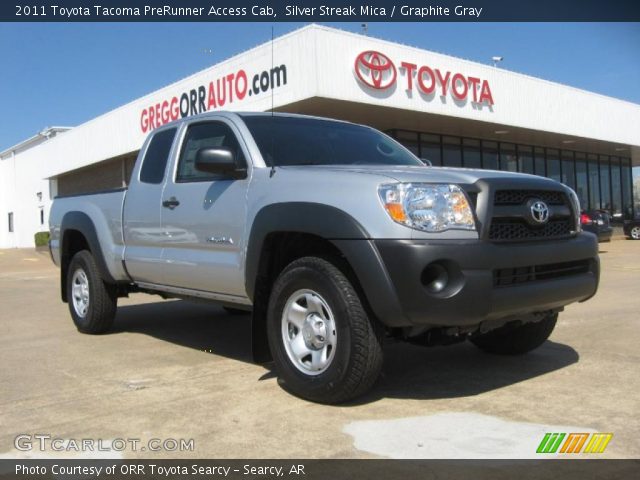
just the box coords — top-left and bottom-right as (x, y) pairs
(0, 22), (639, 151)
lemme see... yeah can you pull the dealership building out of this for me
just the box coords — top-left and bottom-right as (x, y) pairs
(1, 24), (639, 248)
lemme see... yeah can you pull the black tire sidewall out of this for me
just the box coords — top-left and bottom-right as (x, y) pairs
(267, 260), (359, 400)
(66, 251), (113, 333)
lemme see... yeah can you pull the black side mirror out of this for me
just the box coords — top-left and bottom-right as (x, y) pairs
(194, 147), (247, 179)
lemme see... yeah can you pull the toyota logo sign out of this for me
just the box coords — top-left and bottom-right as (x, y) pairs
(354, 50), (397, 90)
(353, 50), (495, 106)
(530, 200), (550, 225)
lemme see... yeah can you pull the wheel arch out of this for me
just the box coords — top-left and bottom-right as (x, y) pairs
(245, 202), (405, 362)
(60, 212), (116, 302)
(245, 202), (370, 300)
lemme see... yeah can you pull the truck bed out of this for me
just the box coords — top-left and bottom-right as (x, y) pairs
(49, 188), (129, 282)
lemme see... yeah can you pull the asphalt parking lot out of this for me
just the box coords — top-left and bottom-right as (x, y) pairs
(1, 240), (639, 459)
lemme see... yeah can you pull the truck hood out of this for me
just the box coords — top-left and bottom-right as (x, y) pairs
(278, 164), (560, 188)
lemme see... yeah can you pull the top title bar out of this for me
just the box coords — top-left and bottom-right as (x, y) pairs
(3, 0), (640, 22)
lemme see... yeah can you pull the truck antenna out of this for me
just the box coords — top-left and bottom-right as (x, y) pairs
(271, 26), (274, 117)
(269, 25), (276, 178)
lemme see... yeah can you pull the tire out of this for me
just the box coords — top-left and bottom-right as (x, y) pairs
(223, 306), (250, 315)
(470, 313), (558, 355)
(66, 250), (117, 334)
(630, 226), (640, 240)
(266, 256), (383, 404)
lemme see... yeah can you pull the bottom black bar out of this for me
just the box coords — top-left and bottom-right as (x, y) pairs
(0, 459), (638, 480)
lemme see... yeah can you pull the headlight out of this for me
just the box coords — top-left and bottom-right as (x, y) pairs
(566, 187), (582, 232)
(378, 183), (476, 232)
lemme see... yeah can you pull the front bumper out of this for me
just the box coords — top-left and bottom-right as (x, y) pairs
(335, 232), (599, 328)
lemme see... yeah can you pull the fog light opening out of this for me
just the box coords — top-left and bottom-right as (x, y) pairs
(422, 263), (449, 294)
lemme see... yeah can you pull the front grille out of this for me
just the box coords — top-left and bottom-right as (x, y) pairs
(488, 189), (575, 242)
(494, 189), (565, 206)
(489, 219), (573, 241)
(494, 259), (592, 287)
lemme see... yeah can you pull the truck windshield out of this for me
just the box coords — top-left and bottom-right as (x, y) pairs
(243, 115), (423, 167)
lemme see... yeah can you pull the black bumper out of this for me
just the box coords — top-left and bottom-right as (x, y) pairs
(334, 232), (599, 328)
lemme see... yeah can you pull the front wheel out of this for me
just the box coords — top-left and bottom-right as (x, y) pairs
(470, 313), (558, 355)
(266, 256), (383, 404)
(66, 250), (117, 334)
(629, 226), (640, 240)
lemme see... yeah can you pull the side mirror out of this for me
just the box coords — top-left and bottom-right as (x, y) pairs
(420, 158), (433, 167)
(194, 147), (247, 179)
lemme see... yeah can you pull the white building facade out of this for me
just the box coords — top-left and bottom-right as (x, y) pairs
(1, 24), (638, 248)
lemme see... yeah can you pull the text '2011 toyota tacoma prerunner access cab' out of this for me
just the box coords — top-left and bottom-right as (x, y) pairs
(49, 112), (599, 403)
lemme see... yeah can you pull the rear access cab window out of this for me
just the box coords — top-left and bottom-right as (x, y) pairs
(139, 127), (177, 184)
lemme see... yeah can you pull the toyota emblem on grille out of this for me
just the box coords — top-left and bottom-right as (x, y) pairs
(530, 200), (550, 224)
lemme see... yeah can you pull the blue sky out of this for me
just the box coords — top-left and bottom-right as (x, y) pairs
(1, 22), (639, 150)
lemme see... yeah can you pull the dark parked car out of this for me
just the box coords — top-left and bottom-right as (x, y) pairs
(623, 216), (640, 240)
(581, 210), (613, 242)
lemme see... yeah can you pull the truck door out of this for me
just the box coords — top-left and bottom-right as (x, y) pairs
(123, 127), (177, 284)
(159, 119), (250, 298)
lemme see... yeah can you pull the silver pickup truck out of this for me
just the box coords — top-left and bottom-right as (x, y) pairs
(50, 112), (599, 403)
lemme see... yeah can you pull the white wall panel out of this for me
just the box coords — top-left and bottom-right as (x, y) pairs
(312, 26), (640, 148)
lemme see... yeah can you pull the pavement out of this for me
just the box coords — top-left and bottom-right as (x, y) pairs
(0, 240), (638, 459)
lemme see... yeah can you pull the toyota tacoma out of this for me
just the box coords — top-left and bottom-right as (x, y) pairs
(49, 112), (599, 403)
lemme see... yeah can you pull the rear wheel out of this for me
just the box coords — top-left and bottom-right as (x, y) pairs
(630, 226), (640, 240)
(66, 250), (117, 334)
(470, 313), (558, 355)
(266, 256), (383, 404)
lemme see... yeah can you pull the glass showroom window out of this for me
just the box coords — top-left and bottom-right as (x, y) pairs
(575, 153), (588, 210)
(483, 141), (499, 170)
(396, 130), (420, 158)
(442, 136), (462, 167)
(587, 154), (600, 211)
(599, 156), (611, 212)
(610, 157), (622, 219)
(547, 149), (561, 183)
(621, 158), (632, 218)
(462, 138), (481, 169)
(500, 143), (518, 172)
(561, 150), (576, 190)
(518, 145), (534, 174)
(534, 147), (546, 177)
(420, 133), (442, 166)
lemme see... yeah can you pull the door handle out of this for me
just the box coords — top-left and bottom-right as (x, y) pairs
(162, 197), (180, 209)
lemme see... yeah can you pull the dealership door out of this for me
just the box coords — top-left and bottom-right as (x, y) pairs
(159, 120), (249, 298)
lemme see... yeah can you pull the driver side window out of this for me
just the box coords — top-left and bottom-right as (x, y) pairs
(176, 121), (245, 182)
